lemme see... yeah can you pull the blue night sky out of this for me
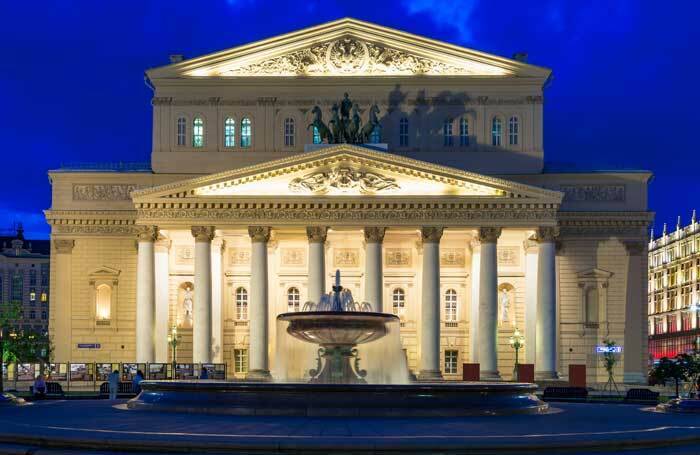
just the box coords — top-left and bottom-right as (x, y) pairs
(1, 1), (698, 239)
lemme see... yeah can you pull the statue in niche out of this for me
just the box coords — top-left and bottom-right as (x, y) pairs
(499, 288), (514, 327)
(180, 285), (194, 328)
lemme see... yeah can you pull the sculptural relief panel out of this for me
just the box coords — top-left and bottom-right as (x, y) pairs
(175, 246), (194, 265)
(281, 248), (306, 267)
(229, 249), (250, 266)
(440, 248), (465, 267)
(385, 248), (412, 267)
(333, 248), (359, 267)
(497, 246), (520, 267)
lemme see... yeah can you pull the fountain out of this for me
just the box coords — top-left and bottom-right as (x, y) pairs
(127, 270), (548, 416)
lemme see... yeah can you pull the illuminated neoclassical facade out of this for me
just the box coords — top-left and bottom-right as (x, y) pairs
(46, 18), (652, 383)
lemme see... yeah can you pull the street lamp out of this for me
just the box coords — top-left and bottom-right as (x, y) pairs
(509, 328), (525, 381)
(167, 325), (180, 380)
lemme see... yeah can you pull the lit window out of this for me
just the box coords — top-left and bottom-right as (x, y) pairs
(29, 290), (36, 302)
(508, 116), (519, 145)
(192, 117), (204, 148)
(369, 124), (381, 144)
(444, 289), (458, 322)
(459, 117), (469, 146)
(96, 284), (111, 321)
(177, 117), (186, 146)
(392, 288), (405, 319)
(241, 117), (252, 148)
(399, 117), (409, 147)
(443, 118), (453, 146)
(40, 292), (47, 302)
(312, 126), (321, 144)
(224, 117), (236, 147)
(235, 287), (248, 320)
(284, 118), (295, 147)
(234, 349), (248, 374)
(287, 287), (300, 312)
(491, 118), (502, 146)
(444, 350), (458, 374)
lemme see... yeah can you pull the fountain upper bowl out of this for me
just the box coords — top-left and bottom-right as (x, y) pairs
(277, 311), (399, 346)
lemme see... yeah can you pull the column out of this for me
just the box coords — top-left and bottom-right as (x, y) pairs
(211, 238), (225, 364)
(52, 239), (74, 362)
(623, 240), (647, 384)
(418, 226), (443, 381)
(154, 238), (171, 363)
(248, 226), (271, 380)
(364, 227), (385, 312)
(136, 226), (157, 363)
(307, 226), (328, 304)
(477, 227), (501, 380)
(469, 239), (480, 362)
(192, 226), (215, 365)
(524, 238), (539, 365)
(535, 226), (558, 380)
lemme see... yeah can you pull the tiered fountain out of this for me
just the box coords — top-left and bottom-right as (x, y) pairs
(128, 271), (548, 416)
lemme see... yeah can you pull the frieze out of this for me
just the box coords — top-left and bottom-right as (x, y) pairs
(289, 167), (399, 195)
(558, 185), (626, 202)
(334, 248), (359, 267)
(52, 225), (140, 235)
(72, 184), (138, 201)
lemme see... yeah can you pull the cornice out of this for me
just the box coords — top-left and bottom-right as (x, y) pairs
(557, 211), (652, 239)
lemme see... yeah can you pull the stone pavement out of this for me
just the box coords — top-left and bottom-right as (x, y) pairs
(0, 400), (699, 453)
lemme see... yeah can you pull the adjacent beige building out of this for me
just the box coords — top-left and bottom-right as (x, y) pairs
(46, 18), (652, 383)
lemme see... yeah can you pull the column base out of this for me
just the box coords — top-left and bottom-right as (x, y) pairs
(623, 372), (647, 384)
(480, 370), (501, 381)
(416, 370), (443, 382)
(246, 370), (272, 382)
(535, 371), (560, 380)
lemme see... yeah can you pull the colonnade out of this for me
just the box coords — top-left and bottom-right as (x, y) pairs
(134, 225), (558, 380)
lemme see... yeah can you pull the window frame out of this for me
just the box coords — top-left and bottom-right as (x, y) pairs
(392, 287), (406, 318)
(491, 117), (503, 146)
(176, 116), (187, 146)
(235, 286), (248, 321)
(192, 116), (205, 148)
(234, 348), (248, 374)
(241, 117), (252, 148)
(444, 349), (458, 375)
(508, 116), (519, 146)
(444, 288), (458, 322)
(287, 287), (301, 312)
(283, 117), (296, 147)
(399, 117), (409, 147)
(223, 117), (236, 148)
(443, 118), (454, 147)
(459, 117), (469, 147)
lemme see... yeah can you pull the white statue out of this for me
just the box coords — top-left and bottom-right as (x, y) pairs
(181, 286), (193, 328)
(499, 288), (513, 326)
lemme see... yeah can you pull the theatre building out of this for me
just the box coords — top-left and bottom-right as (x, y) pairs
(46, 18), (652, 383)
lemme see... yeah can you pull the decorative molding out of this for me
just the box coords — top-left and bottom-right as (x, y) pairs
(440, 248), (465, 267)
(136, 226), (159, 242)
(535, 226), (559, 243)
(497, 246), (520, 267)
(557, 211), (652, 238)
(281, 248), (306, 266)
(151, 97), (172, 106)
(334, 248), (359, 267)
(559, 185), (625, 203)
(525, 95), (544, 105)
(421, 226), (443, 243)
(306, 226), (328, 243)
(289, 167), (399, 195)
(385, 248), (411, 267)
(53, 239), (75, 254)
(248, 226), (271, 243)
(72, 184), (138, 201)
(52, 225), (140, 235)
(364, 227), (386, 243)
(228, 249), (250, 265)
(191, 226), (215, 242)
(478, 227), (502, 243)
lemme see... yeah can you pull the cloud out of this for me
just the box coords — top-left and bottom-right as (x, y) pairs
(403, 0), (478, 42)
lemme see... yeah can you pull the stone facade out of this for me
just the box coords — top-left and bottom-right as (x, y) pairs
(46, 18), (652, 384)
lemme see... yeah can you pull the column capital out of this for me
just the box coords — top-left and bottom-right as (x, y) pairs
(535, 226), (559, 243)
(421, 226), (443, 243)
(137, 226), (159, 242)
(248, 226), (271, 243)
(477, 227), (502, 243)
(364, 227), (386, 243)
(623, 239), (646, 256)
(191, 226), (215, 242)
(53, 239), (75, 254)
(306, 226), (328, 243)
(523, 237), (538, 253)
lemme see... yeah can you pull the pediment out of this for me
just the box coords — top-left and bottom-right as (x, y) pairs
(148, 18), (550, 79)
(132, 145), (562, 203)
(577, 268), (614, 280)
(88, 266), (121, 278)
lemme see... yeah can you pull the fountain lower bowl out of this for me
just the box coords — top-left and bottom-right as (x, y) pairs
(127, 381), (549, 417)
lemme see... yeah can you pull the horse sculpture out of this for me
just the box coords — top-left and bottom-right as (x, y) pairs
(347, 103), (361, 143)
(307, 106), (333, 144)
(358, 104), (381, 143)
(328, 104), (343, 144)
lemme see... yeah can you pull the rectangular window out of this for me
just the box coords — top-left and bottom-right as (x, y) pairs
(444, 350), (458, 375)
(234, 349), (248, 374)
(11, 272), (22, 302)
(682, 312), (692, 331)
(443, 120), (453, 146)
(667, 315), (678, 333)
(30, 310), (36, 320)
(40, 292), (47, 302)
(41, 311), (47, 320)
(459, 118), (469, 146)
(399, 118), (409, 147)
(29, 270), (36, 286)
(284, 119), (295, 147)
(29, 290), (36, 302)
(177, 118), (186, 146)
(40, 264), (48, 286)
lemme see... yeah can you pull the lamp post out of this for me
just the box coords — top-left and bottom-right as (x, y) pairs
(509, 328), (525, 382)
(167, 325), (180, 380)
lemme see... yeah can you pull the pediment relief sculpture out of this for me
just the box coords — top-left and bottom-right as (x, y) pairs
(221, 36), (503, 77)
(289, 167), (399, 195)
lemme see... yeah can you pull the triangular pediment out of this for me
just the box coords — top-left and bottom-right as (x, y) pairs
(577, 268), (614, 280)
(132, 145), (562, 204)
(148, 18), (550, 79)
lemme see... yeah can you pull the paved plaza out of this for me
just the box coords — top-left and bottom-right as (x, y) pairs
(0, 400), (699, 453)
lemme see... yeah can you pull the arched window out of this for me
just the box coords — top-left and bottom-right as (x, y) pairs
(224, 117), (236, 148)
(459, 117), (469, 146)
(192, 117), (204, 148)
(287, 287), (300, 312)
(585, 287), (599, 325)
(235, 287), (248, 320)
(443, 118), (454, 146)
(312, 126), (321, 144)
(392, 288), (405, 318)
(241, 117), (252, 148)
(508, 116), (519, 145)
(176, 117), (186, 146)
(96, 284), (111, 321)
(284, 118), (295, 147)
(399, 117), (409, 147)
(444, 289), (458, 322)
(369, 124), (382, 143)
(491, 118), (502, 146)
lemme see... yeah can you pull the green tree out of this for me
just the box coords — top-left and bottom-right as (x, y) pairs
(0, 301), (21, 394)
(676, 351), (700, 397)
(651, 357), (687, 398)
